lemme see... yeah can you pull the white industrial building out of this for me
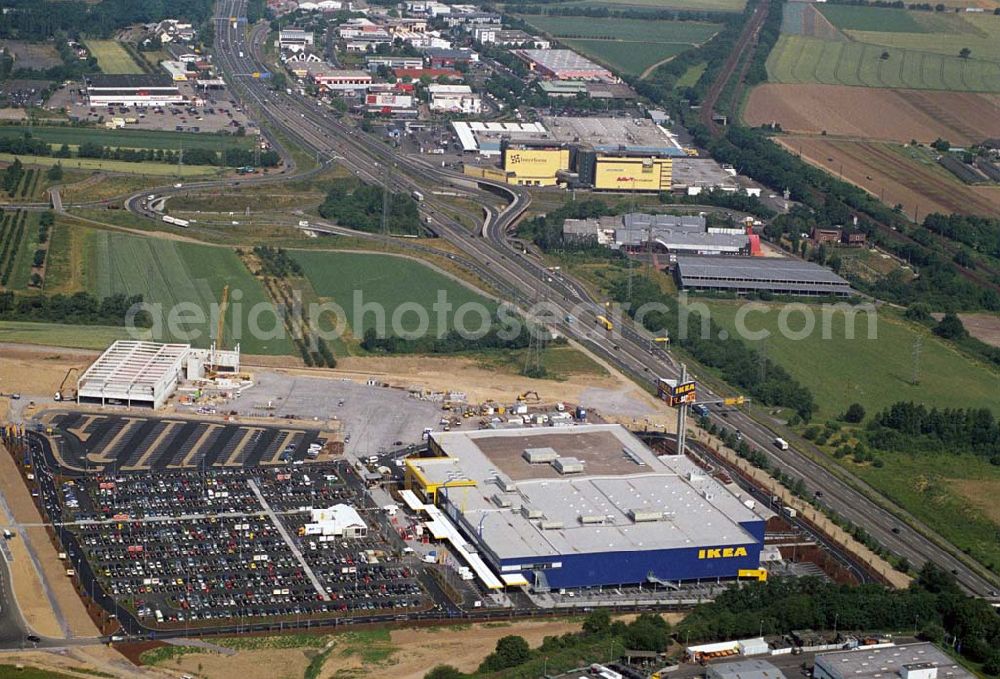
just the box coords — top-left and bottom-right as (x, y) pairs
(428, 84), (481, 114)
(86, 75), (185, 108)
(303, 505), (368, 538)
(814, 644), (972, 679)
(77, 340), (241, 409)
(277, 28), (315, 52)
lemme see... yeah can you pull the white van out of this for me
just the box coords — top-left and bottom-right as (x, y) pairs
(774, 437), (789, 450)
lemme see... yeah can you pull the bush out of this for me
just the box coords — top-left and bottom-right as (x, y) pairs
(843, 403), (866, 423)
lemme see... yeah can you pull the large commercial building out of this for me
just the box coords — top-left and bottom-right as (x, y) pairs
(514, 48), (615, 82)
(499, 117), (686, 191)
(814, 644), (972, 679)
(674, 256), (853, 296)
(564, 213), (755, 256)
(77, 341), (241, 409)
(405, 424), (766, 590)
(86, 75), (185, 108)
(453, 121), (552, 156)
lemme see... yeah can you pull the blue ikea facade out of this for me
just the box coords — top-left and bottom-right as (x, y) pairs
(443, 495), (766, 589)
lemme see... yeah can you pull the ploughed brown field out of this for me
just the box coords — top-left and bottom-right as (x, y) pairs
(745, 84), (1000, 145)
(778, 136), (1000, 217)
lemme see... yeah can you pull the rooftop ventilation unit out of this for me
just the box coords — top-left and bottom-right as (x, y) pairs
(523, 447), (558, 464)
(539, 521), (564, 530)
(579, 515), (606, 525)
(553, 457), (584, 474)
(628, 510), (663, 523)
(522, 507), (543, 519)
(491, 494), (511, 508)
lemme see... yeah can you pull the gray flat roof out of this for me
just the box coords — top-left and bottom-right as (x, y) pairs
(422, 425), (764, 561)
(517, 49), (609, 73)
(676, 255), (853, 294)
(816, 644), (972, 679)
(543, 116), (681, 154)
(709, 659), (787, 679)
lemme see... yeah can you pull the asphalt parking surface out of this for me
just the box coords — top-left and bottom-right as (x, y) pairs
(212, 372), (444, 458)
(43, 412), (331, 473)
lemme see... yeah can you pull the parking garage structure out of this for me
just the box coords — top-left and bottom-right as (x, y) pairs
(405, 424), (767, 591)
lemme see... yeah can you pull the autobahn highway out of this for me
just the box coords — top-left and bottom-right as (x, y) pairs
(139, 0), (1000, 599)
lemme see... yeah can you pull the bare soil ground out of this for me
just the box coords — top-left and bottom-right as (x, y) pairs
(931, 312), (1000, 347)
(745, 85), (1000, 144)
(288, 349), (675, 430)
(947, 478), (1000, 524)
(0, 447), (99, 639)
(777, 136), (1000, 217)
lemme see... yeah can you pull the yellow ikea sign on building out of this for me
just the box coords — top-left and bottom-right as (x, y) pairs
(503, 147), (570, 187)
(593, 156), (672, 191)
(698, 546), (749, 559)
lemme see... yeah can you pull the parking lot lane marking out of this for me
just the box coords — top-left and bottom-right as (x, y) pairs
(124, 420), (182, 470)
(66, 415), (102, 443)
(247, 478), (329, 601)
(47, 434), (89, 473)
(89, 417), (141, 464)
(266, 430), (298, 464)
(223, 427), (263, 467)
(173, 423), (222, 468)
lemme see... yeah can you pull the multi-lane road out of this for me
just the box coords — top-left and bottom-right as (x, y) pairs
(133, 0), (1000, 599)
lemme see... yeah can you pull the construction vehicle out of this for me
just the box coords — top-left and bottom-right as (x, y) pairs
(54, 367), (80, 402)
(517, 390), (540, 402)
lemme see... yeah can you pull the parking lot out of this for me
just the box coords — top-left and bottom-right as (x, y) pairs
(49, 81), (255, 134)
(40, 411), (337, 473)
(27, 444), (435, 632)
(213, 372), (444, 460)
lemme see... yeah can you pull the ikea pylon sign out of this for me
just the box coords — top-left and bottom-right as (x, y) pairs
(698, 546), (749, 559)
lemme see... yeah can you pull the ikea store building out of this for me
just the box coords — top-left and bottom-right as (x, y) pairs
(405, 424), (766, 590)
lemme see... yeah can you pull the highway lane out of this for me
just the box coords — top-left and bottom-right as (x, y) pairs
(168, 0), (1000, 598)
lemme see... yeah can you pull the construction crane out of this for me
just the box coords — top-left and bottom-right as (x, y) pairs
(54, 367), (80, 402)
(208, 284), (230, 375)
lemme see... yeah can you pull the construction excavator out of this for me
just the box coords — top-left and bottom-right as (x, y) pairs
(517, 390), (540, 402)
(54, 367), (80, 402)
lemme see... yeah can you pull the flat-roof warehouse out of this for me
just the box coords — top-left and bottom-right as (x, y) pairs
(814, 644), (972, 679)
(675, 255), (853, 297)
(405, 424), (766, 590)
(77, 341), (190, 409)
(514, 48), (615, 82)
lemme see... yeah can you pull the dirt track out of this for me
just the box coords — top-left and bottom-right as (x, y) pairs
(778, 136), (1000, 218)
(745, 84), (1000, 145)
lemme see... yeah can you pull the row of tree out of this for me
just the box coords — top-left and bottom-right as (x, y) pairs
(0, 0), (216, 41)
(360, 321), (542, 356)
(0, 291), (149, 326)
(866, 402), (1000, 460)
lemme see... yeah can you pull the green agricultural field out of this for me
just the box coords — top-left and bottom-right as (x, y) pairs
(0, 126), (255, 153)
(766, 34), (1000, 91)
(291, 251), (495, 337)
(769, 7), (1000, 91)
(0, 153), (222, 177)
(850, 451), (1000, 574)
(86, 39), (143, 74)
(9, 211), (40, 290)
(0, 320), (136, 350)
(676, 61), (708, 87)
(563, 39), (692, 76)
(544, 0), (747, 13)
(83, 230), (292, 355)
(703, 301), (999, 420)
(518, 16), (720, 76)
(818, 5), (927, 33)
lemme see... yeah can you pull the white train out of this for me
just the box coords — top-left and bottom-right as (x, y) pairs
(162, 215), (190, 228)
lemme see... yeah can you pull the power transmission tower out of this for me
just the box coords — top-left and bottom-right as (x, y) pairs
(911, 334), (923, 385)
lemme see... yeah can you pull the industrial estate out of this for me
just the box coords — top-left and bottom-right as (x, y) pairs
(0, 0), (998, 677)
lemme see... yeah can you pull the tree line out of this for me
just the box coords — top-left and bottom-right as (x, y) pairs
(0, 290), (149, 326)
(610, 275), (818, 420)
(866, 402), (1000, 462)
(318, 180), (423, 235)
(679, 565), (1000, 674)
(0, 0), (216, 41)
(0, 133), (279, 168)
(360, 318), (544, 356)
